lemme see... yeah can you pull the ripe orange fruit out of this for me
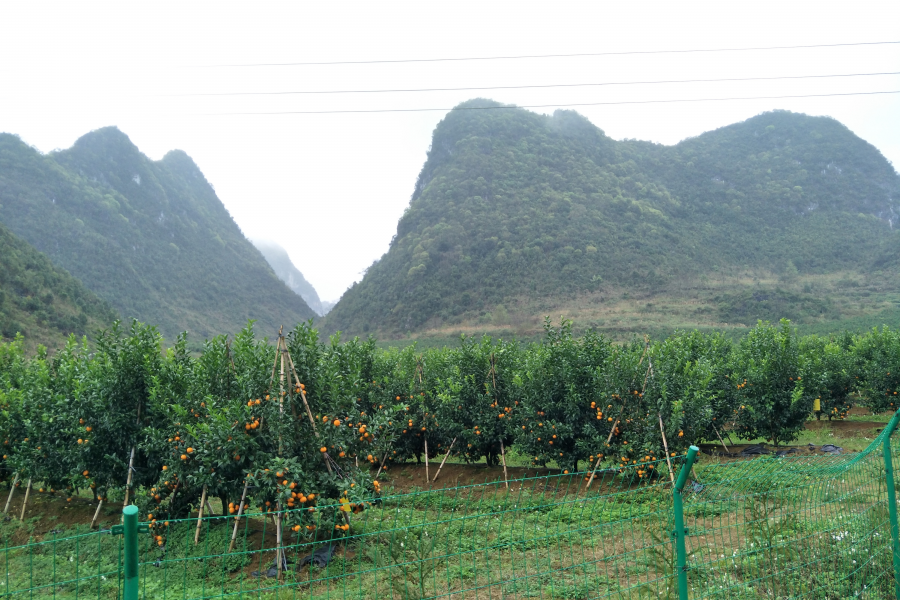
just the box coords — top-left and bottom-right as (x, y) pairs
(181, 454), (187, 460)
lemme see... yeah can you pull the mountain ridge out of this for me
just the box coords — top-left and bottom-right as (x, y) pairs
(0, 127), (316, 342)
(252, 239), (326, 315)
(324, 101), (900, 339)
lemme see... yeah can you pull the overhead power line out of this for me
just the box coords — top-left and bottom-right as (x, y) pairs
(175, 71), (900, 97)
(197, 40), (900, 68)
(204, 90), (900, 116)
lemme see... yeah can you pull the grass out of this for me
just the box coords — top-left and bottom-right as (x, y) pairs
(373, 269), (900, 348)
(1, 430), (897, 599)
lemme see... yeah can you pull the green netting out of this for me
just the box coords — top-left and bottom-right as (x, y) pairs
(2, 417), (899, 599)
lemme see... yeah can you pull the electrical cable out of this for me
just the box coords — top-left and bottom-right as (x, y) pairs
(203, 89), (900, 116)
(172, 71), (900, 97)
(196, 40), (900, 68)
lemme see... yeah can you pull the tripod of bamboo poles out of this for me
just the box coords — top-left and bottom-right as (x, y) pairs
(225, 328), (349, 574)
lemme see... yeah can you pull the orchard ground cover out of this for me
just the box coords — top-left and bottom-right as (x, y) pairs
(0, 438), (896, 599)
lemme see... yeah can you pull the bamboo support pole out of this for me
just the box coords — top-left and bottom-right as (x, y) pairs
(19, 478), (32, 521)
(282, 340), (335, 474)
(285, 348), (317, 431)
(275, 503), (283, 580)
(4, 473), (18, 514)
(585, 406), (627, 491)
(659, 413), (675, 484)
(711, 422), (730, 453)
(278, 336), (285, 456)
(228, 478), (250, 552)
(90, 498), (104, 529)
(123, 446), (136, 507)
(432, 438), (457, 482)
(500, 441), (509, 488)
(194, 484), (208, 545)
(374, 451), (390, 481)
(424, 438), (430, 483)
(122, 402), (142, 507)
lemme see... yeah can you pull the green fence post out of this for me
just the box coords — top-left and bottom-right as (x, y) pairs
(673, 445), (699, 600)
(883, 410), (900, 600)
(123, 505), (139, 600)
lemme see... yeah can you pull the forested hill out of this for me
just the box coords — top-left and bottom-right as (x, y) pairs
(325, 99), (900, 338)
(0, 222), (117, 348)
(252, 240), (325, 315)
(0, 128), (316, 342)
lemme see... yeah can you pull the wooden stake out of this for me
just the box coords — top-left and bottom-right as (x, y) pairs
(432, 438), (457, 482)
(194, 484), (208, 545)
(424, 438), (430, 483)
(500, 441), (509, 488)
(123, 402), (142, 507)
(711, 422), (730, 453)
(4, 473), (19, 514)
(123, 446), (136, 507)
(228, 478), (250, 552)
(585, 404), (628, 490)
(275, 504), (284, 580)
(282, 341), (335, 474)
(90, 498), (104, 529)
(19, 478), (32, 521)
(374, 451), (390, 481)
(278, 336), (286, 456)
(284, 347), (318, 431)
(658, 413), (675, 484)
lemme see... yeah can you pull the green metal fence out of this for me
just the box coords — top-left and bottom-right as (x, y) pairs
(3, 412), (900, 599)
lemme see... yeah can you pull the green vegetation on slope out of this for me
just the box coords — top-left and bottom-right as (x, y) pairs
(0, 222), (116, 347)
(0, 128), (315, 342)
(325, 101), (900, 338)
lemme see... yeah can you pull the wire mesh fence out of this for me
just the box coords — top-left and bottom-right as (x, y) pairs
(2, 415), (900, 599)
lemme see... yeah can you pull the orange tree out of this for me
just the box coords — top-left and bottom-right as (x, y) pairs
(516, 319), (616, 472)
(852, 326), (900, 414)
(435, 336), (520, 466)
(731, 319), (812, 447)
(73, 321), (165, 503)
(140, 328), (268, 519)
(141, 322), (380, 539)
(610, 331), (727, 477)
(0, 335), (28, 486)
(2, 343), (65, 495)
(364, 345), (451, 466)
(800, 334), (856, 420)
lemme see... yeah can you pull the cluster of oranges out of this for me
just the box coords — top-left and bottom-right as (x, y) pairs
(149, 477), (179, 503)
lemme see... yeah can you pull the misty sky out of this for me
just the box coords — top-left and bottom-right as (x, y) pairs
(2, 1), (898, 301)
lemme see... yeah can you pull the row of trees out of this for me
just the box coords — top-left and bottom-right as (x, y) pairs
(0, 318), (897, 535)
